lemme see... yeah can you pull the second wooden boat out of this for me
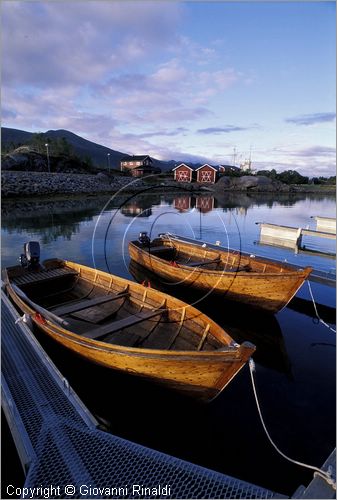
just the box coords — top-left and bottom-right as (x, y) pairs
(128, 233), (312, 313)
(3, 242), (255, 402)
(129, 259), (293, 377)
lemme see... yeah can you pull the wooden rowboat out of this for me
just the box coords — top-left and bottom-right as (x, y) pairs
(3, 244), (255, 402)
(129, 259), (293, 377)
(128, 233), (312, 313)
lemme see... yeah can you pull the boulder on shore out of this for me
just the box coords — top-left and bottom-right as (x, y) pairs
(2, 147), (92, 174)
(214, 175), (291, 192)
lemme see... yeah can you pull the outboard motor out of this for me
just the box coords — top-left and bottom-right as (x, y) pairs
(139, 231), (151, 247)
(20, 241), (41, 269)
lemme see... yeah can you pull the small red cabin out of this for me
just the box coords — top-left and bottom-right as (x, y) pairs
(196, 164), (217, 184)
(120, 155), (160, 177)
(172, 163), (194, 183)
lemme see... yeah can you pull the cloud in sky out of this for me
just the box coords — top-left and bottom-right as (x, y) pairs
(2, 1), (336, 176)
(3, 2), (182, 87)
(197, 126), (249, 134)
(135, 128), (189, 139)
(285, 112), (336, 126)
(291, 145), (336, 158)
(254, 144), (336, 178)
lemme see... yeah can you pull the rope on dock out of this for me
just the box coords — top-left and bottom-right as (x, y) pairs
(307, 280), (336, 333)
(249, 358), (336, 490)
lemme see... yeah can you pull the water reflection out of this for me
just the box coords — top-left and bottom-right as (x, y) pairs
(121, 204), (152, 218)
(1, 190), (335, 497)
(288, 296), (336, 324)
(2, 190), (334, 222)
(174, 195), (217, 213)
(119, 193), (162, 218)
(2, 191), (335, 274)
(196, 196), (216, 213)
(214, 190), (334, 209)
(174, 195), (194, 212)
(1, 196), (104, 243)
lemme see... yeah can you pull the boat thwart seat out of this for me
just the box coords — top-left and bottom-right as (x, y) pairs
(149, 245), (173, 254)
(82, 309), (166, 341)
(50, 291), (130, 316)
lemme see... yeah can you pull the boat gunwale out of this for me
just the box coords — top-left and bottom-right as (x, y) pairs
(26, 319), (243, 360)
(129, 241), (313, 278)
(157, 233), (314, 269)
(4, 265), (243, 359)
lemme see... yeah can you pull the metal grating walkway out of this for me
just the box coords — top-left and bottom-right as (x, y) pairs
(1, 291), (285, 499)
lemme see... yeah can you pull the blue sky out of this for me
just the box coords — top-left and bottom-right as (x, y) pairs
(2, 1), (336, 176)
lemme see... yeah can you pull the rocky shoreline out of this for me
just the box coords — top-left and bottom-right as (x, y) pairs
(1, 171), (211, 198)
(2, 171), (335, 198)
(1, 171), (148, 198)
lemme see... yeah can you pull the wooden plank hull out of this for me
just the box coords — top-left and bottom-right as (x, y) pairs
(129, 237), (312, 313)
(3, 260), (255, 402)
(129, 259), (293, 377)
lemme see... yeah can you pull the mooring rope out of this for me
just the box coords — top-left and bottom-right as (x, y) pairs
(307, 280), (336, 333)
(249, 359), (336, 490)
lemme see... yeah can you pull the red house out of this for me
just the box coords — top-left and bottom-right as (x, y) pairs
(120, 155), (160, 177)
(196, 164), (217, 184)
(172, 163), (194, 183)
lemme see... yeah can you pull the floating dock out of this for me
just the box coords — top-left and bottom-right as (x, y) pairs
(256, 222), (335, 252)
(311, 216), (336, 235)
(292, 449), (336, 499)
(1, 291), (283, 499)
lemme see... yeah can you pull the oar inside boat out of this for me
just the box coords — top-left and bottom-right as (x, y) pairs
(11, 283), (69, 327)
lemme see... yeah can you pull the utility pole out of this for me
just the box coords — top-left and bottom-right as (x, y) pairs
(248, 145), (253, 172)
(45, 143), (50, 173)
(233, 147), (237, 166)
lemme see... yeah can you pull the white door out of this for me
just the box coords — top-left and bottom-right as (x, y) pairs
(201, 171), (212, 182)
(177, 171), (190, 182)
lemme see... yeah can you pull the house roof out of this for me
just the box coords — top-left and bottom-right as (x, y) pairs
(195, 164), (217, 172)
(172, 163), (194, 171)
(120, 155), (151, 162)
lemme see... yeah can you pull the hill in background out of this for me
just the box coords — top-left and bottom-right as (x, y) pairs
(1, 127), (179, 172)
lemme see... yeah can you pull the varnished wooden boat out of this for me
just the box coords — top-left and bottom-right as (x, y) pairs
(129, 259), (293, 377)
(3, 245), (255, 402)
(128, 233), (312, 313)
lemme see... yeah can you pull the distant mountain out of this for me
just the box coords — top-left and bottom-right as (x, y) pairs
(1, 127), (199, 172)
(1, 127), (33, 146)
(1, 127), (126, 169)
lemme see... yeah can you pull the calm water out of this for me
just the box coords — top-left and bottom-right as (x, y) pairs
(2, 190), (336, 497)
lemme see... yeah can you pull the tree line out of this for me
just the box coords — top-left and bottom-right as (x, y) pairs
(2, 133), (94, 169)
(255, 169), (335, 185)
